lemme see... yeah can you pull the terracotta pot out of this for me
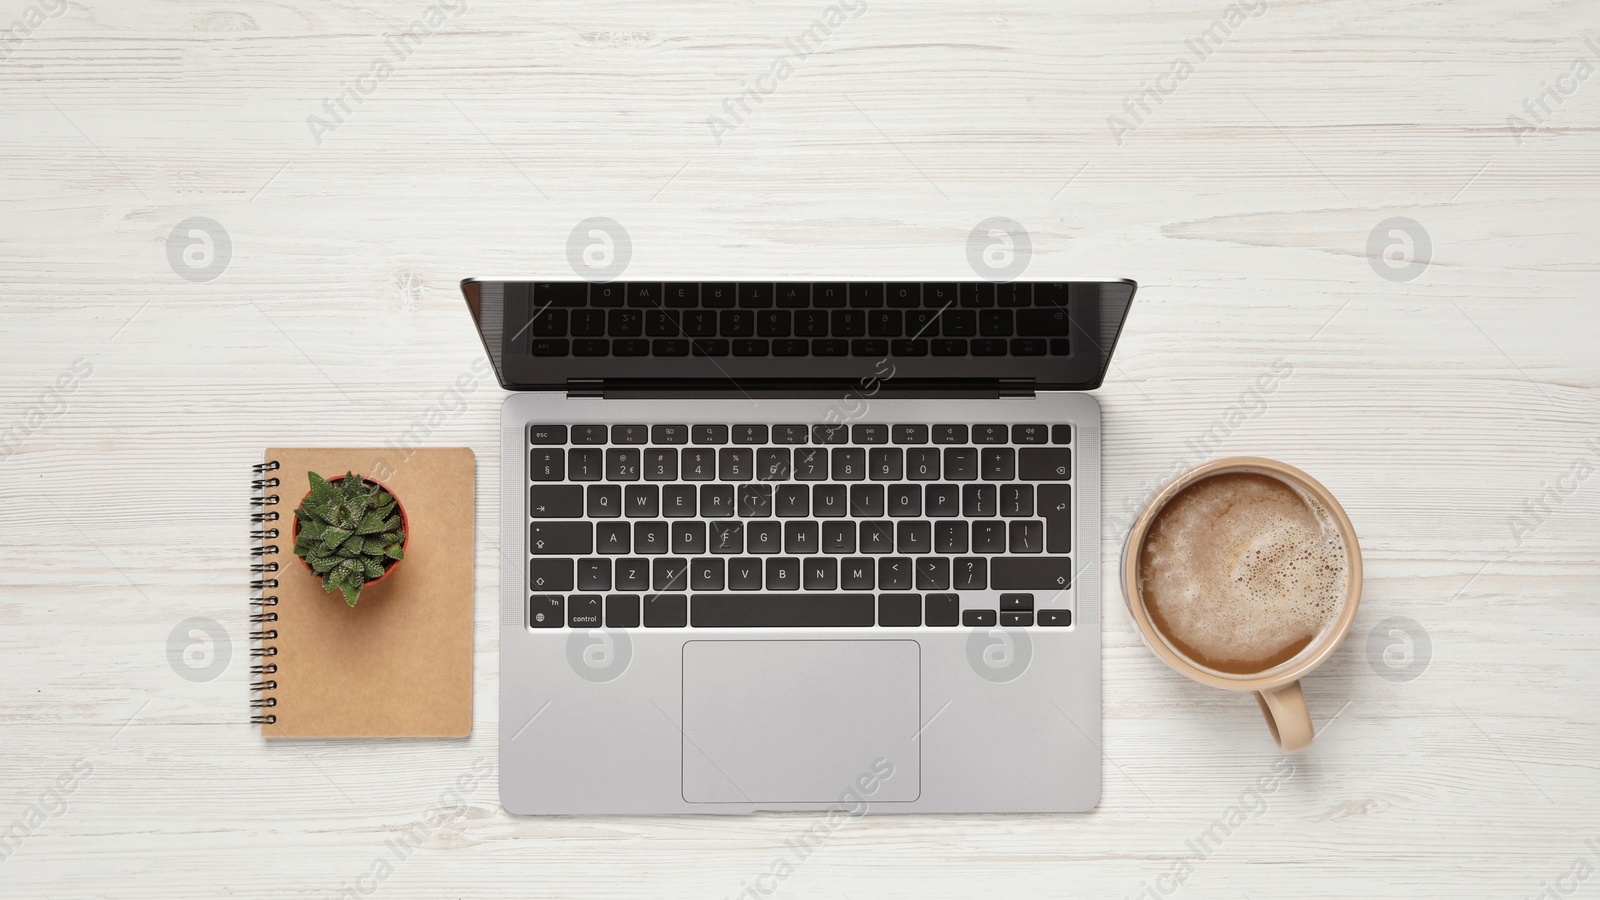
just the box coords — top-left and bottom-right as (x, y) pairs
(291, 475), (410, 588)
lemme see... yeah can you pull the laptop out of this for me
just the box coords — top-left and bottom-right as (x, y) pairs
(463, 279), (1135, 814)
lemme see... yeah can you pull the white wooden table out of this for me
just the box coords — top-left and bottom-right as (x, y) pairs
(2, 1), (1597, 897)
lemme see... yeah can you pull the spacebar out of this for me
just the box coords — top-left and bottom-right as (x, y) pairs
(691, 594), (876, 627)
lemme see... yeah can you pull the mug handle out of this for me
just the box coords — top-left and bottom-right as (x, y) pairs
(1255, 681), (1314, 753)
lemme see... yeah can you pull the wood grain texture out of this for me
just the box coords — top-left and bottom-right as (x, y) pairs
(1, 0), (1597, 897)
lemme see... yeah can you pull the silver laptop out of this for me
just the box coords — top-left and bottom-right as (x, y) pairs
(463, 279), (1135, 814)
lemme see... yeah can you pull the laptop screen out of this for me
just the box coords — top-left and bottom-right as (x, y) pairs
(463, 280), (1134, 392)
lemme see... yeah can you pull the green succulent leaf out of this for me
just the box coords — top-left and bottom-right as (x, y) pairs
(355, 510), (391, 535)
(308, 471), (342, 505)
(362, 558), (385, 580)
(339, 580), (362, 607)
(307, 554), (339, 574)
(319, 526), (353, 553)
(384, 544), (405, 560)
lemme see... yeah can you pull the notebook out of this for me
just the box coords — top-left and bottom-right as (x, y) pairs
(251, 447), (476, 738)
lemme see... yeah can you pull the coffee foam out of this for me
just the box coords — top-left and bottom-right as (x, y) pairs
(1138, 472), (1348, 675)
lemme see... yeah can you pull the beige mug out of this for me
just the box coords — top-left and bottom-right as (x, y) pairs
(1121, 457), (1363, 752)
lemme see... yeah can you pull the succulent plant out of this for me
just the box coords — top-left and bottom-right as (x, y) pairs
(292, 471), (406, 607)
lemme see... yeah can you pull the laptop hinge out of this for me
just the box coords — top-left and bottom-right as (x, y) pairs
(568, 378), (1035, 400)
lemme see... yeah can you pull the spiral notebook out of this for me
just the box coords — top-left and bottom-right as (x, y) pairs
(251, 447), (476, 738)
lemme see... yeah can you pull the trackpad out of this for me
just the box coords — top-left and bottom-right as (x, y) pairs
(682, 640), (921, 804)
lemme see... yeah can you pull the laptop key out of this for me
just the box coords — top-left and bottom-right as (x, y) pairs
(887, 484), (921, 517)
(870, 448), (903, 480)
(719, 448), (753, 481)
(644, 449), (677, 482)
(1001, 484), (1034, 517)
(879, 557), (912, 590)
(529, 594), (563, 628)
(692, 424), (729, 444)
(701, 484), (735, 517)
(932, 425), (967, 444)
(530, 522), (592, 554)
(962, 483), (997, 517)
(803, 558), (838, 590)
(925, 593), (959, 626)
(653, 558), (689, 591)
(878, 593), (921, 627)
(597, 522), (630, 554)
(972, 424), (1007, 444)
(906, 448), (940, 480)
(1038, 609), (1073, 627)
(606, 448), (641, 481)
(577, 558), (611, 591)
(529, 485), (583, 518)
(757, 447), (791, 481)
(571, 424), (608, 444)
(1009, 520), (1044, 553)
(981, 447), (1016, 481)
(892, 425), (928, 444)
(776, 485), (809, 517)
(897, 521), (931, 554)
(651, 424), (688, 445)
(841, 557), (875, 589)
(774, 425), (809, 444)
(663, 485), (696, 518)
(747, 521), (782, 553)
(625, 485), (659, 518)
(784, 521), (819, 554)
(691, 594), (875, 627)
(732, 425), (768, 444)
(1001, 593), (1034, 611)
(672, 521), (707, 554)
(822, 520), (856, 554)
(1012, 424), (1048, 444)
(943, 447), (977, 481)
(795, 448), (828, 480)
(766, 558), (800, 590)
(615, 558), (650, 591)
(852, 424), (888, 444)
(915, 557), (950, 590)
(568, 594), (602, 628)
(1040, 484), (1072, 552)
(635, 521), (668, 554)
(1019, 448), (1072, 480)
(851, 483), (886, 517)
(529, 425), (566, 444)
(813, 484), (847, 517)
(832, 447), (866, 481)
(644, 593), (688, 627)
(528, 559), (574, 592)
(990, 556), (1072, 590)
(710, 520), (744, 554)
(973, 521), (1006, 552)
(682, 448), (717, 481)
(587, 484), (621, 518)
(935, 521), (968, 554)
(727, 558), (763, 591)
(860, 521), (894, 553)
(738, 484), (773, 518)
(568, 448), (602, 481)
(963, 609), (997, 627)
(1001, 612), (1034, 627)
(691, 558), (725, 591)
(606, 594), (641, 628)
(926, 484), (960, 517)
(813, 424), (849, 445)
(953, 556), (986, 590)
(1051, 425), (1072, 445)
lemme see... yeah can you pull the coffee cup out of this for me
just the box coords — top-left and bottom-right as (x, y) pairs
(1121, 457), (1362, 752)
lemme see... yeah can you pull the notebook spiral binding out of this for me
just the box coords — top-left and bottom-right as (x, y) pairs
(250, 460), (281, 726)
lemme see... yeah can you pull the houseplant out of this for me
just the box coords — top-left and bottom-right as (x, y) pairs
(291, 471), (408, 607)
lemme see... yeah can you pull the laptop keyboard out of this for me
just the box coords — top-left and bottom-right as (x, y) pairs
(526, 422), (1074, 629)
(523, 282), (1074, 359)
